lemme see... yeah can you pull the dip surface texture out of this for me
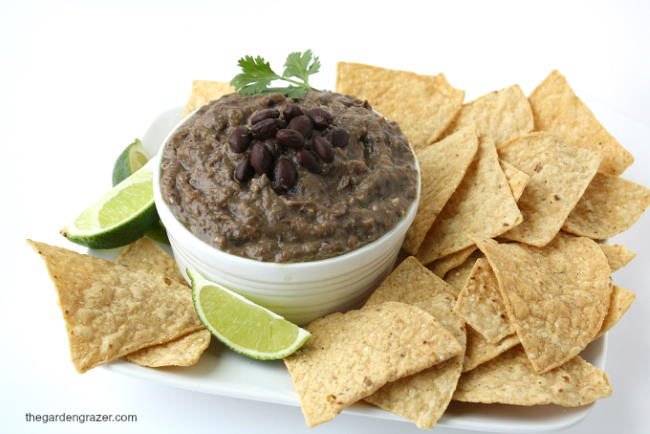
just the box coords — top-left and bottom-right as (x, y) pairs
(160, 91), (418, 262)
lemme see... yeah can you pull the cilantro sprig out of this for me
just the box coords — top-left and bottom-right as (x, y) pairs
(230, 50), (320, 99)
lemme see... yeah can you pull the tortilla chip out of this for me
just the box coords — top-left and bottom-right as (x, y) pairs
(454, 258), (514, 343)
(596, 285), (636, 339)
(463, 328), (520, 372)
(335, 62), (464, 150)
(117, 238), (184, 282)
(417, 135), (522, 263)
(28, 240), (204, 373)
(403, 128), (479, 254)
(444, 254), (481, 292)
(500, 159), (529, 201)
(562, 173), (650, 239)
(473, 235), (612, 373)
(428, 246), (477, 278)
(454, 346), (612, 406)
(116, 238), (211, 367)
(284, 301), (462, 427)
(499, 132), (601, 246)
(447, 85), (533, 146)
(123, 330), (210, 367)
(528, 70), (633, 175)
(182, 80), (234, 118)
(363, 257), (465, 429)
(599, 244), (636, 272)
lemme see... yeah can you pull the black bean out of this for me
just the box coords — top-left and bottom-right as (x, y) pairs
(250, 142), (273, 176)
(276, 129), (305, 149)
(273, 159), (297, 192)
(308, 108), (333, 129)
(287, 115), (313, 138)
(313, 136), (334, 163)
(250, 108), (279, 125)
(329, 128), (350, 148)
(251, 118), (285, 140)
(282, 104), (303, 122)
(296, 149), (322, 173)
(234, 157), (254, 183)
(227, 126), (251, 153)
(263, 138), (281, 158)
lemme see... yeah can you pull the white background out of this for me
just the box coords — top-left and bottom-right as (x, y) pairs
(2, 1), (649, 433)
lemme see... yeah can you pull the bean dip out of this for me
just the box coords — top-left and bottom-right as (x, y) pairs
(160, 90), (418, 262)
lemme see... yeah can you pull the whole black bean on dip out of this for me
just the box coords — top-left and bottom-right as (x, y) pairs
(160, 90), (417, 263)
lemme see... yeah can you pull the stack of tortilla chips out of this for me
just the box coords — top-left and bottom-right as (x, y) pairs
(28, 238), (211, 372)
(281, 64), (649, 428)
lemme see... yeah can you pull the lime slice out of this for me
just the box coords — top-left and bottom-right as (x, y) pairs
(112, 138), (149, 186)
(61, 165), (158, 249)
(188, 268), (311, 360)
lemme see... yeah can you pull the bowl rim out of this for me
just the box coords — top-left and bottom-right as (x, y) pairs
(153, 104), (422, 270)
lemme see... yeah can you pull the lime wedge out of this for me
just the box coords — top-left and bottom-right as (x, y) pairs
(112, 138), (149, 186)
(61, 165), (158, 249)
(188, 268), (311, 360)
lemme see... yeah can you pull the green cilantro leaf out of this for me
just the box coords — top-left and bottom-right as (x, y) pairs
(283, 50), (320, 83)
(230, 50), (319, 98)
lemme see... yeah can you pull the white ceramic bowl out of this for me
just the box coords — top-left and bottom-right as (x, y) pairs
(153, 112), (421, 325)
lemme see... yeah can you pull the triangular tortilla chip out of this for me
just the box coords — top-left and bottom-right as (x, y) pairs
(528, 70), (633, 175)
(363, 257), (465, 429)
(454, 258), (514, 344)
(335, 62), (464, 150)
(463, 328), (519, 373)
(182, 80), (234, 117)
(444, 254), (481, 292)
(473, 235), (612, 373)
(117, 237), (185, 281)
(599, 244), (636, 272)
(417, 135), (522, 263)
(284, 302), (462, 427)
(116, 238), (211, 367)
(403, 128), (479, 254)
(562, 173), (650, 239)
(500, 132), (601, 246)
(596, 285), (636, 339)
(500, 159), (529, 201)
(447, 85), (533, 146)
(454, 346), (612, 406)
(28, 240), (204, 373)
(428, 246), (477, 278)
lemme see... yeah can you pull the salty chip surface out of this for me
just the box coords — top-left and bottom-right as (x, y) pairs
(562, 173), (650, 239)
(454, 346), (612, 406)
(596, 285), (636, 339)
(499, 132), (600, 246)
(500, 159), (529, 201)
(364, 257), (465, 429)
(116, 238), (211, 367)
(403, 128), (479, 254)
(463, 328), (519, 373)
(454, 258), (513, 344)
(28, 240), (204, 373)
(417, 135), (522, 263)
(284, 302), (462, 427)
(473, 235), (611, 373)
(599, 244), (636, 272)
(336, 62), (464, 150)
(528, 70), (632, 175)
(447, 85), (533, 146)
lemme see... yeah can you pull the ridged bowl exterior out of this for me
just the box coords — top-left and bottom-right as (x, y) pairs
(153, 112), (420, 325)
